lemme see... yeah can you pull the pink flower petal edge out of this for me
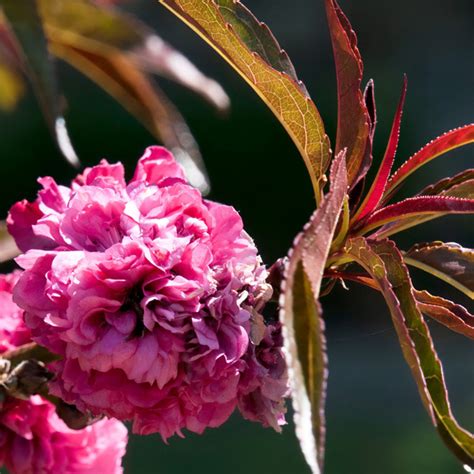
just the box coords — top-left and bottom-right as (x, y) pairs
(8, 146), (288, 439)
(0, 271), (128, 474)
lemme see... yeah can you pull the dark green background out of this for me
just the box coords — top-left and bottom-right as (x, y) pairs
(0, 0), (473, 473)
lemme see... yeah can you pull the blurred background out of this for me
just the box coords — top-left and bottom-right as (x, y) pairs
(0, 0), (473, 472)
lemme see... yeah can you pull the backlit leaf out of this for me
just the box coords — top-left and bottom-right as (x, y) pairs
(159, 0), (331, 200)
(384, 124), (474, 201)
(372, 174), (474, 238)
(325, 0), (370, 189)
(405, 242), (473, 299)
(353, 76), (407, 220)
(418, 169), (474, 198)
(50, 42), (210, 193)
(280, 150), (347, 473)
(39, 0), (229, 111)
(1, 0), (79, 166)
(357, 195), (474, 236)
(415, 290), (474, 339)
(346, 237), (474, 468)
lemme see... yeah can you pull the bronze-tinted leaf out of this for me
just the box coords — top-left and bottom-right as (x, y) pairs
(405, 242), (473, 299)
(358, 195), (474, 237)
(39, 0), (229, 111)
(373, 171), (474, 238)
(415, 290), (474, 339)
(384, 124), (474, 201)
(353, 77), (407, 220)
(418, 169), (474, 198)
(50, 41), (210, 193)
(159, 0), (331, 200)
(280, 150), (347, 473)
(346, 237), (474, 468)
(325, 0), (370, 189)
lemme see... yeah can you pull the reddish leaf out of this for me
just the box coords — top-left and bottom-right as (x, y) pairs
(415, 290), (474, 339)
(418, 169), (474, 197)
(325, 268), (474, 338)
(354, 76), (407, 220)
(364, 79), (377, 142)
(384, 124), (474, 201)
(404, 242), (473, 299)
(325, 0), (370, 189)
(373, 173), (474, 238)
(346, 237), (474, 468)
(357, 195), (474, 236)
(280, 150), (347, 473)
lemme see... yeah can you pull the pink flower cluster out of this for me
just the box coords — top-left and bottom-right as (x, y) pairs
(0, 272), (127, 474)
(8, 147), (288, 439)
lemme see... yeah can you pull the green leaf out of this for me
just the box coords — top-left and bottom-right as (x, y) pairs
(324, 0), (370, 189)
(415, 290), (474, 339)
(1, 0), (79, 166)
(280, 150), (347, 473)
(0, 220), (19, 263)
(159, 0), (331, 201)
(346, 237), (474, 468)
(404, 242), (473, 299)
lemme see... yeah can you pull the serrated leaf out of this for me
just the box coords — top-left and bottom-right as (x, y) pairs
(0, 220), (19, 263)
(280, 150), (347, 473)
(346, 237), (474, 468)
(326, 268), (474, 338)
(353, 76), (407, 220)
(404, 242), (473, 299)
(159, 0), (331, 200)
(1, 0), (79, 166)
(372, 174), (474, 238)
(357, 195), (474, 236)
(418, 169), (474, 198)
(415, 290), (474, 339)
(384, 124), (474, 201)
(325, 0), (370, 189)
(39, 0), (229, 111)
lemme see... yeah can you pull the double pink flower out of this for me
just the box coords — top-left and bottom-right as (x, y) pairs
(0, 271), (127, 474)
(8, 147), (288, 439)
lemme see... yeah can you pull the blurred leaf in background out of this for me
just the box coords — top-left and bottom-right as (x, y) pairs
(0, 0), (231, 191)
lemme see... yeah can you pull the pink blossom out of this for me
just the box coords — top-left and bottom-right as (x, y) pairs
(0, 397), (127, 474)
(8, 146), (288, 438)
(0, 272), (128, 474)
(0, 271), (30, 352)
